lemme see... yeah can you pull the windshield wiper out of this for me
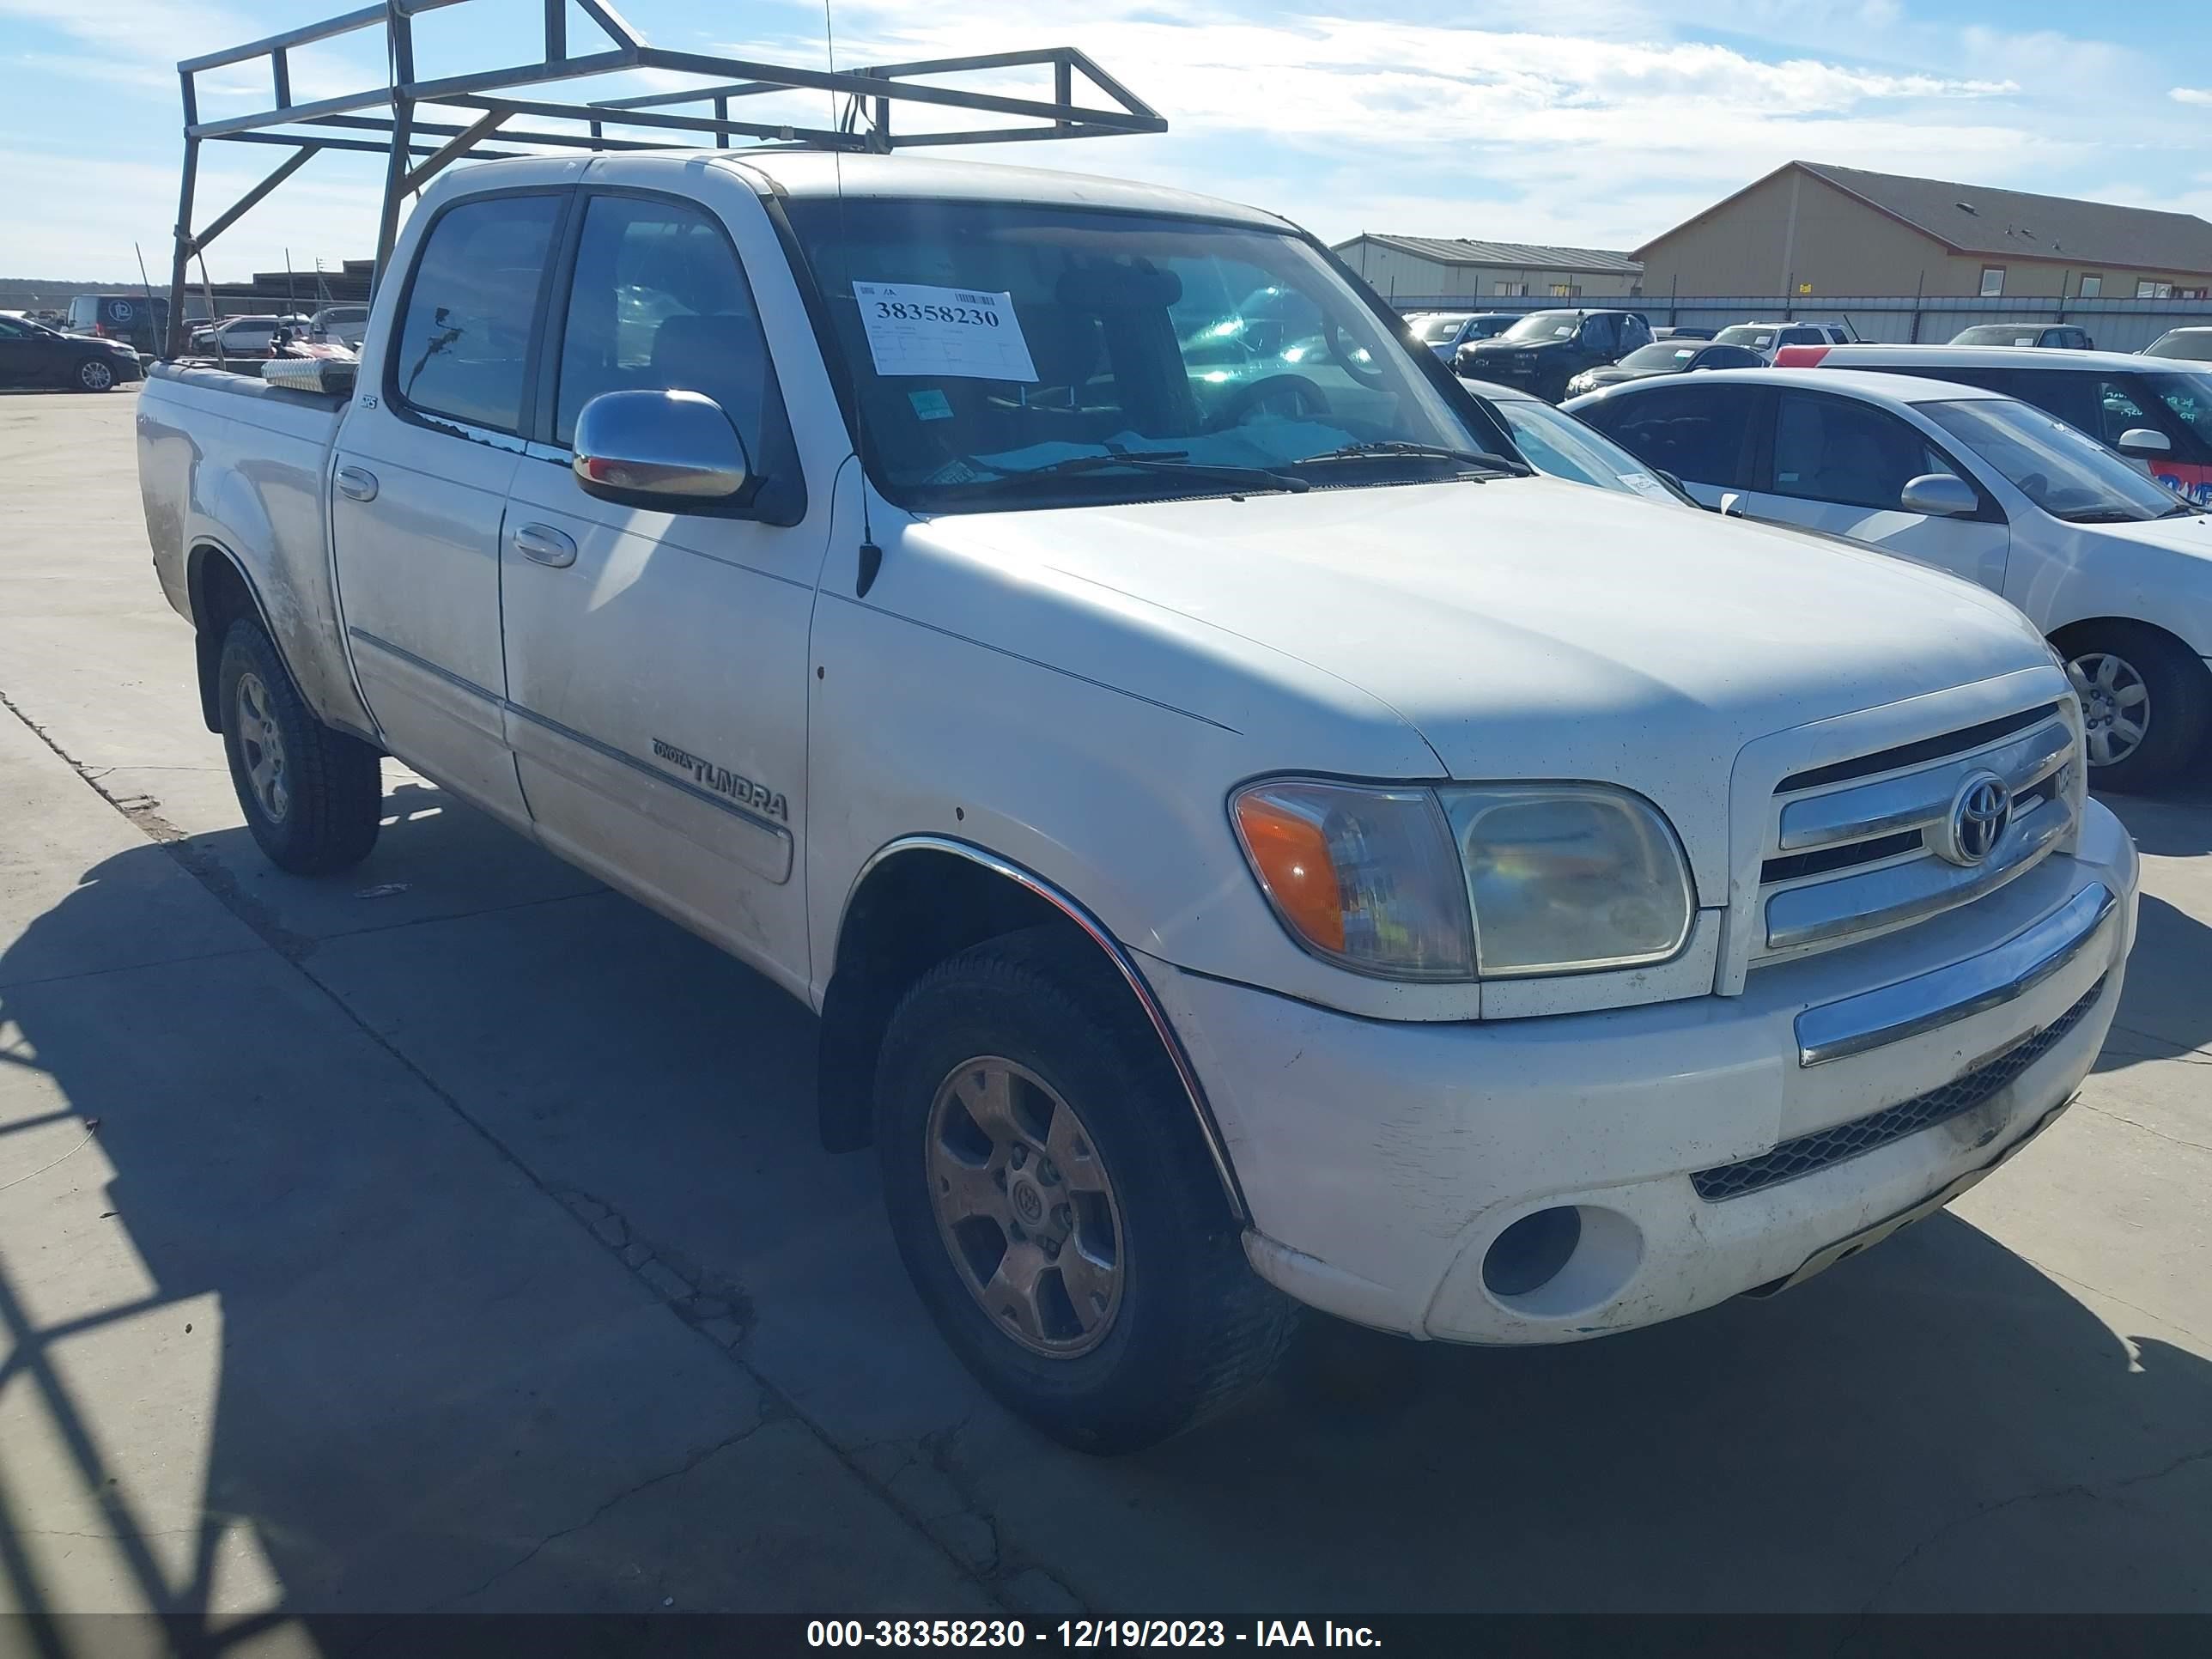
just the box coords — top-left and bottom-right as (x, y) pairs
(2057, 507), (2153, 524)
(1296, 440), (1526, 475)
(969, 448), (1309, 494)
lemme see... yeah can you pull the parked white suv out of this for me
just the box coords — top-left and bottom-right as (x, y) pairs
(1714, 320), (1856, 360)
(137, 150), (2137, 1450)
(188, 313), (313, 356)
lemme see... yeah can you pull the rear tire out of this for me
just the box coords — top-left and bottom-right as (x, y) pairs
(216, 617), (383, 873)
(875, 927), (1296, 1454)
(75, 357), (116, 392)
(2061, 623), (2210, 794)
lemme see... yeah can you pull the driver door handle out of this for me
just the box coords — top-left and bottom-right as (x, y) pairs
(512, 522), (577, 568)
(335, 466), (378, 502)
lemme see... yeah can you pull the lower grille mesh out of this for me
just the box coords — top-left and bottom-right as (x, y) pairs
(1692, 975), (2107, 1202)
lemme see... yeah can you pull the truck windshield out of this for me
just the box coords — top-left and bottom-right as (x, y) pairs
(782, 198), (1522, 510)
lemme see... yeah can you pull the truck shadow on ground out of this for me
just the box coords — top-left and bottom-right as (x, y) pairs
(3, 784), (2209, 1629)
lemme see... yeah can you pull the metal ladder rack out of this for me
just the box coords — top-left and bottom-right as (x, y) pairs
(166, 0), (1166, 355)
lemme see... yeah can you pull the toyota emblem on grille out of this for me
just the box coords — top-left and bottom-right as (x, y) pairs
(1937, 770), (2012, 866)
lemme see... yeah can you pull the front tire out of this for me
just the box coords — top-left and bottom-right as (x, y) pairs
(76, 357), (116, 392)
(2062, 623), (2210, 794)
(217, 617), (384, 873)
(875, 928), (1296, 1454)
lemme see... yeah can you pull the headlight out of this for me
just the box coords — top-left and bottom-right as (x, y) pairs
(1231, 781), (1474, 979)
(1440, 785), (1693, 975)
(1231, 779), (1693, 981)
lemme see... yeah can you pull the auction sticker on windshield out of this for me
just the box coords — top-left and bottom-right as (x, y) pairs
(854, 281), (1038, 382)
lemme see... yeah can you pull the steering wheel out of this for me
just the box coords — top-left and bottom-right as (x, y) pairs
(1326, 318), (1389, 389)
(1206, 373), (1329, 432)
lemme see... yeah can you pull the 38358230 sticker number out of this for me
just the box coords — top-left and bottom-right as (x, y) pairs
(851, 280), (1039, 383)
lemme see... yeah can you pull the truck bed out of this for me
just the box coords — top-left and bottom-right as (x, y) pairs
(137, 362), (374, 737)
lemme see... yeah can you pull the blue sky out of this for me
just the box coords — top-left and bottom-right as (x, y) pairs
(0, 0), (2203, 281)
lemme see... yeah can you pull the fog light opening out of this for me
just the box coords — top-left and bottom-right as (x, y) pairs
(1482, 1206), (1583, 1297)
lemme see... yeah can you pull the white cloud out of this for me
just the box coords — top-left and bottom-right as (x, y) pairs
(2172, 88), (2212, 107)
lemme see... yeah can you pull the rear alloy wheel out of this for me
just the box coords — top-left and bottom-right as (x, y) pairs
(76, 357), (115, 392)
(2062, 623), (2211, 794)
(216, 617), (385, 873)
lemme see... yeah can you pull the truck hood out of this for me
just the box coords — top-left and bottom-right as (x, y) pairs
(915, 477), (2054, 885)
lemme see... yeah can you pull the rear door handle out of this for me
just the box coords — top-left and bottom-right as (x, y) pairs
(335, 465), (378, 502)
(512, 522), (577, 568)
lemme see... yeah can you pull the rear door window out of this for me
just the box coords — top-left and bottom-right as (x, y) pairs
(389, 191), (563, 434)
(1769, 391), (1947, 511)
(1578, 383), (1759, 488)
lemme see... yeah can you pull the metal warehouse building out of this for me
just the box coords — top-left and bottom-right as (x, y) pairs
(1330, 235), (1644, 303)
(1637, 161), (2212, 303)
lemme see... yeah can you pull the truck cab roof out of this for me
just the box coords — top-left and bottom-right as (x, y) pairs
(439, 148), (1295, 233)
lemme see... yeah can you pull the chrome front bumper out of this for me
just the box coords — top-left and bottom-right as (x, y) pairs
(1795, 882), (2118, 1066)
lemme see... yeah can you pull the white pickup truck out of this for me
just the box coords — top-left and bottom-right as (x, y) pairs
(138, 148), (2139, 1452)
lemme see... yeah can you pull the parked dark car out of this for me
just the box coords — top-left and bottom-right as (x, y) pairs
(1565, 338), (1764, 397)
(1452, 307), (1653, 401)
(1654, 325), (1715, 341)
(2144, 327), (2212, 362)
(0, 312), (144, 392)
(1950, 323), (2096, 349)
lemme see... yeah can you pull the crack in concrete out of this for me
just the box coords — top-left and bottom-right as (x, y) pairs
(1856, 1441), (2212, 1618)
(0, 945), (267, 995)
(2105, 1023), (2212, 1064)
(2071, 1098), (2212, 1156)
(442, 1413), (781, 1607)
(2017, 1252), (2206, 1346)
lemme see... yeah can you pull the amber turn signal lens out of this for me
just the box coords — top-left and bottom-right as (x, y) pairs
(1233, 793), (1346, 953)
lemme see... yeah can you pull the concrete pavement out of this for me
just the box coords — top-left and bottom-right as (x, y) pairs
(2, 390), (2209, 1628)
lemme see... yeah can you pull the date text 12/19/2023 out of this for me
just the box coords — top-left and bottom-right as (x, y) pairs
(806, 1621), (1382, 1649)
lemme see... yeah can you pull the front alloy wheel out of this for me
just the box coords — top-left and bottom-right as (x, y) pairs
(927, 1057), (1124, 1356)
(875, 928), (1297, 1452)
(76, 357), (115, 392)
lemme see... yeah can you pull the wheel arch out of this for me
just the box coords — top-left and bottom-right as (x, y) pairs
(185, 540), (285, 733)
(817, 836), (1247, 1221)
(2046, 614), (2203, 660)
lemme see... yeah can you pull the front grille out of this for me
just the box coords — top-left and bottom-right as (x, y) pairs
(1776, 702), (2062, 793)
(1691, 975), (2106, 1201)
(1760, 829), (1921, 885)
(1754, 703), (2079, 962)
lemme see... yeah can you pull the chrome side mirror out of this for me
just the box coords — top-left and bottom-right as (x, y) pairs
(574, 388), (749, 503)
(1899, 472), (1979, 517)
(2116, 427), (2171, 459)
